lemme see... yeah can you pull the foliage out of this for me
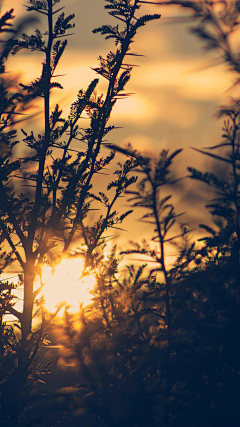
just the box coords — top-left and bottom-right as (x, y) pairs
(54, 2), (240, 426)
(0, 0), (160, 425)
(159, 0), (240, 271)
(58, 146), (199, 427)
(155, 1), (240, 425)
(1, 1), (240, 427)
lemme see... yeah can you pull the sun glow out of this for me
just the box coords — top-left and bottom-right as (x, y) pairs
(39, 258), (96, 313)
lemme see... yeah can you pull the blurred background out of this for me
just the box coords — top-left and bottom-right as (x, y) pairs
(0, 0), (235, 252)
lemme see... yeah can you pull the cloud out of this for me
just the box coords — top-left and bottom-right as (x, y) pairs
(132, 59), (231, 101)
(111, 94), (159, 125)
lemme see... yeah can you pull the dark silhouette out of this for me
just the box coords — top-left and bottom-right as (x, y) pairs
(1, 1), (240, 427)
(0, 0), (160, 425)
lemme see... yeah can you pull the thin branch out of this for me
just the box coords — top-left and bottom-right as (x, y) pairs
(0, 182), (27, 252)
(6, 304), (22, 320)
(0, 219), (25, 269)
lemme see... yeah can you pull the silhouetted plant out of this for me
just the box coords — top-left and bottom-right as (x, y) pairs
(159, 0), (240, 279)
(160, 1), (240, 258)
(59, 145), (201, 427)
(0, 7), (27, 405)
(0, 0), (160, 425)
(3, 1), (240, 426)
(61, 2), (240, 426)
(116, 146), (196, 425)
(59, 257), (162, 427)
(155, 1), (240, 425)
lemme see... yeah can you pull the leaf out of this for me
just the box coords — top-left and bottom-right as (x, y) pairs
(190, 146), (234, 165)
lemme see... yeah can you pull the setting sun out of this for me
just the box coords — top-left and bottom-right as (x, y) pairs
(38, 258), (96, 313)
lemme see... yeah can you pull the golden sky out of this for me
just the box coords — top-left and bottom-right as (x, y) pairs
(1, 0), (237, 250)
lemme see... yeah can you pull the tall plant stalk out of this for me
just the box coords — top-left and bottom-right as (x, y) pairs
(0, 1), (160, 424)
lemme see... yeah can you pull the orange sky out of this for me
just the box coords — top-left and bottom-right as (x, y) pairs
(1, 0), (237, 254)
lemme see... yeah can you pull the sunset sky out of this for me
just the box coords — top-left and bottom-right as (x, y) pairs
(1, 6), (240, 425)
(1, 0), (236, 248)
